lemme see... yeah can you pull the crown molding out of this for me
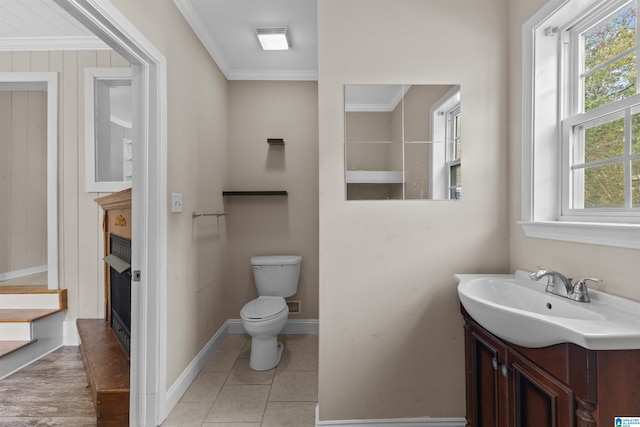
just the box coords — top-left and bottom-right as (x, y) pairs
(228, 68), (318, 81)
(172, 0), (232, 79)
(0, 36), (109, 51)
(172, 0), (318, 81)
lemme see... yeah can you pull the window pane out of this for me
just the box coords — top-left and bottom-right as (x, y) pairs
(584, 117), (625, 163)
(584, 53), (636, 111)
(582, 162), (625, 208)
(450, 164), (461, 200)
(634, 159), (640, 207)
(583, 4), (636, 72)
(634, 111), (640, 154)
(454, 114), (461, 159)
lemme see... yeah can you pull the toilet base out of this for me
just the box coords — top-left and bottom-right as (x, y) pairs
(249, 338), (284, 371)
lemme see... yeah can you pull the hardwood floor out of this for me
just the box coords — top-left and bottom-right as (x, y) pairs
(0, 272), (48, 288)
(0, 346), (97, 426)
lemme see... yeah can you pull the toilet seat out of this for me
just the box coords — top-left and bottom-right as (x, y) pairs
(241, 296), (288, 322)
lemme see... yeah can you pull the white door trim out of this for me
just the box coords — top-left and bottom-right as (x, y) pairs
(54, 1), (168, 425)
(0, 72), (59, 290)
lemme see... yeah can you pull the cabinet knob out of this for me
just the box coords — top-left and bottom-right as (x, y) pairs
(492, 357), (498, 370)
(501, 364), (509, 378)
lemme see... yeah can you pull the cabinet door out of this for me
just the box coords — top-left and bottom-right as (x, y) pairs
(465, 323), (509, 427)
(509, 350), (575, 427)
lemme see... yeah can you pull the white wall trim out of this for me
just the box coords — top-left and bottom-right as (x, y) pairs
(519, 0), (640, 249)
(315, 406), (466, 427)
(163, 319), (319, 420)
(54, 1), (168, 426)
(0, 72), (59, 291)
(227, 318), (319, 335)
(226, 319), (246, 334)
(171, 0), (318, 81)
(63, 320), (80, 346)
(228, 69), (318, 81)
(519, 220), (640, 249)
(163, 320), (230, 419)
(0, 36), (110, 52)
(83, 67), (133, 193)
(172, 0), (231, 78)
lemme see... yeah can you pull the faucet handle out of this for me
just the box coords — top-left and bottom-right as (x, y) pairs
(576, 277), (602, 286)
(570, 277), (601, 302)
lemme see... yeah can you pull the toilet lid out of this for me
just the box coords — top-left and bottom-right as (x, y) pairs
(241, 297), (287, 320)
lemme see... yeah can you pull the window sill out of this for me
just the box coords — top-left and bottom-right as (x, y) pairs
(519, 220), (640, 250)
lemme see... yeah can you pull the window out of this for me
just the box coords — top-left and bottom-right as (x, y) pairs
(447, 105), (462, 199)
(430, 86), (461, 200)
(522, 0), (640, 249)
(84, 67), (133, 193)
(563, 0), (640, 218)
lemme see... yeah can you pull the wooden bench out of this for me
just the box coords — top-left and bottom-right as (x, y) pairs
(77, 319), (129, 426)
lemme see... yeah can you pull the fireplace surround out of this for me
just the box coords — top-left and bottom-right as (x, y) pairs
(95, 188), (132, 354)
(109, 234), (131, 355)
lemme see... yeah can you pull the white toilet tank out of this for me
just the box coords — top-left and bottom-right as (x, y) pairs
(251, 255), (302, 297)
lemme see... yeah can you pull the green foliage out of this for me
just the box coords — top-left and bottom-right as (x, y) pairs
(579, 4), (638, 208)
(583, 4), (636, 111)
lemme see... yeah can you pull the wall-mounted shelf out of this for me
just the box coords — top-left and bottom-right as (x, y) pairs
(222, 191), (288, 196)
(267, 138), (285, 146)
(346, 171), (404, 184)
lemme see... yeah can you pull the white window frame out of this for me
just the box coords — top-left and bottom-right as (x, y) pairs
(446, 105), (461, 199)
(84, 67), (133, 193)
(521, 0), (640, 249)
(429, 86), (461, 200)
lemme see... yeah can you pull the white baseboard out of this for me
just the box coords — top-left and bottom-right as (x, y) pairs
(227, 318), (319, 335)
(63, 320), (80, 345)
(162, 321), (230, 420)
(315, 406), (466, 427)
(161, 318), (319, 423)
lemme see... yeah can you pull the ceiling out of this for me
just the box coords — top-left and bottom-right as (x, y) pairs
(173, 0), (317, 81)
(0, 0), (318, 81)
(0, 0), (107, 51)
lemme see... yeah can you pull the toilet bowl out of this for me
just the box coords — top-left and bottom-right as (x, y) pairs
(240, 255), (302, 371)
(240, 296), (289, 371)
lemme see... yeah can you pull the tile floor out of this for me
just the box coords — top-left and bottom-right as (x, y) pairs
(162, 334), (318, 427)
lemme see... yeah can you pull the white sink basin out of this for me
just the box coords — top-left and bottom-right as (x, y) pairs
(455, 271), (640, 350)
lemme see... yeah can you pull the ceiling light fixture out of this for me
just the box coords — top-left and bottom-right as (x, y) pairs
(256, 27), (290, 51)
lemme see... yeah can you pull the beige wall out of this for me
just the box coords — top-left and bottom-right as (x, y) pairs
(507, 0), (640, 301)
(111, 0), (230, 387)
(0, 50), (129, 320)
(0, 90), (47, 275)
(318, 0), (509, 421)
(226, 80), (319, 319)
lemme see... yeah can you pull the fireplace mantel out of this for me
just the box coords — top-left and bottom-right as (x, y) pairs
(95, 188), (131, 320)
(95, 188), (131, 238)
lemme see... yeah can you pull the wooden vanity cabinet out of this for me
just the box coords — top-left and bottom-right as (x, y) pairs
(465, 322), (509, 427)
(463, 308), (640, 427)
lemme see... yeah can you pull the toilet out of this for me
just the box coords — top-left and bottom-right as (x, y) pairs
(241, 255), (302, 371)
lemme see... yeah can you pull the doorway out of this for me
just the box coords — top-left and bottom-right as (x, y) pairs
(53, 1), (168, 425)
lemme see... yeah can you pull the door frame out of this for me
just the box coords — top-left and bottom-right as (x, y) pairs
(0, 72), (59, 290)
(54, 1), (168, 425)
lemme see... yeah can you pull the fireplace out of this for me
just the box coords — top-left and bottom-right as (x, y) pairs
(109, 234), (131, 355)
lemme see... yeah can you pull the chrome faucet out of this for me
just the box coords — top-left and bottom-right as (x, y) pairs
(529, 267), (601, 303)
